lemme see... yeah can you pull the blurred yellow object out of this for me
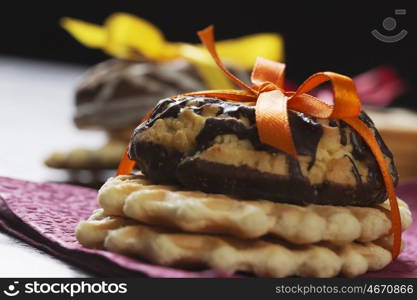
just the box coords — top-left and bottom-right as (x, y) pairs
(61, 13), (284, 89)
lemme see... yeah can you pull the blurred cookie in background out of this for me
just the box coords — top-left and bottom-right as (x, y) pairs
(44, 13), (283, 186)
(366, 108), (417, 180)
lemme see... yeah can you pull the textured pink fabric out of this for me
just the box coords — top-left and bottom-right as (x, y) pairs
(0, 176), (415, 277)
(0, 177), (221, 277)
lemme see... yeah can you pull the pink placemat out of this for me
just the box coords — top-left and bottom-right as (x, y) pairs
(0, 176), (415, 277)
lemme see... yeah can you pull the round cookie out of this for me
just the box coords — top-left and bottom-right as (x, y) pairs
(129, 96), (399, 206)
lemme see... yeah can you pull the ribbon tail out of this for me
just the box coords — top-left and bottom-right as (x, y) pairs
(251, 57), (286, 88)
(178, 44), (235, 90)
(343, 117), (402, 259)
(183, 89), (257, 102)
(213, 33), (284, 69)
(116, 110), (154, 175)
(256, 90), (297, 157)
(116, 147), (136, 175)
(198, 26), (256, 94)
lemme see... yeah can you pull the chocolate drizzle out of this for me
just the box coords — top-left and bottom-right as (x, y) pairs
(73, 59), (209, 130)
(140, 97), (323, 157)
(345, 154), (363, 186)
(288, 113), (323, 170)
(130, 96), (399, 206)
(339, 121), (348, 146)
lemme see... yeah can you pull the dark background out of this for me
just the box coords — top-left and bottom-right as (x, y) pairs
(0, 2), (415, 109)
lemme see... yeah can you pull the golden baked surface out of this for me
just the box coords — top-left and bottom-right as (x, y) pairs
(77, 209), (398, 278)
(97, 174), (412, 245)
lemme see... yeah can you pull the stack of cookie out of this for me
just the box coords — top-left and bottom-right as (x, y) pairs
(77, 96), (412, 277)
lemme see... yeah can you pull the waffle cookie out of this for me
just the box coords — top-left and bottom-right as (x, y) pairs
(77, 209), (400, 278)
(45, 139), (126, 170)
(97, 174), (412, 245)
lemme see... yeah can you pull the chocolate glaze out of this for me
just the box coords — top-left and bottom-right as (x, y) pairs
(338, 121), (348, 146)
(129, 96), (398, 206)
(130, 141), (183, 184)
(143, 97), (323, 157)
(345, 154), (363, 186)
(196, 118), (267, 152)
(342, 112), (399, 196)
(75, 59), (138, 107)
(176, 157), (315, 204)
(328, 120), (338, 127)
(176, 157), (384, 206)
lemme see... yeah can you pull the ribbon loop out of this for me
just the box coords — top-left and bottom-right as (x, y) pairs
(287, 93), (333, 119)
(251, 57), (285, 89)
(290, 72), (361, 119)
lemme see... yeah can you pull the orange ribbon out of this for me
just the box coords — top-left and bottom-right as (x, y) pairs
(117, 26), (401, 259)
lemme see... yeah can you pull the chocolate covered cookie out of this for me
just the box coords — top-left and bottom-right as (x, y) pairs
(74, 59), (249, 131)
(129, 96), (398, 206)
(74, 59), (206, 131)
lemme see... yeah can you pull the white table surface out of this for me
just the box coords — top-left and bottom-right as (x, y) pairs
(0, 56), (106, 277)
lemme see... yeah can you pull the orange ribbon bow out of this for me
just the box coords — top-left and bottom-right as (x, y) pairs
(117, 26), (402, 259)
